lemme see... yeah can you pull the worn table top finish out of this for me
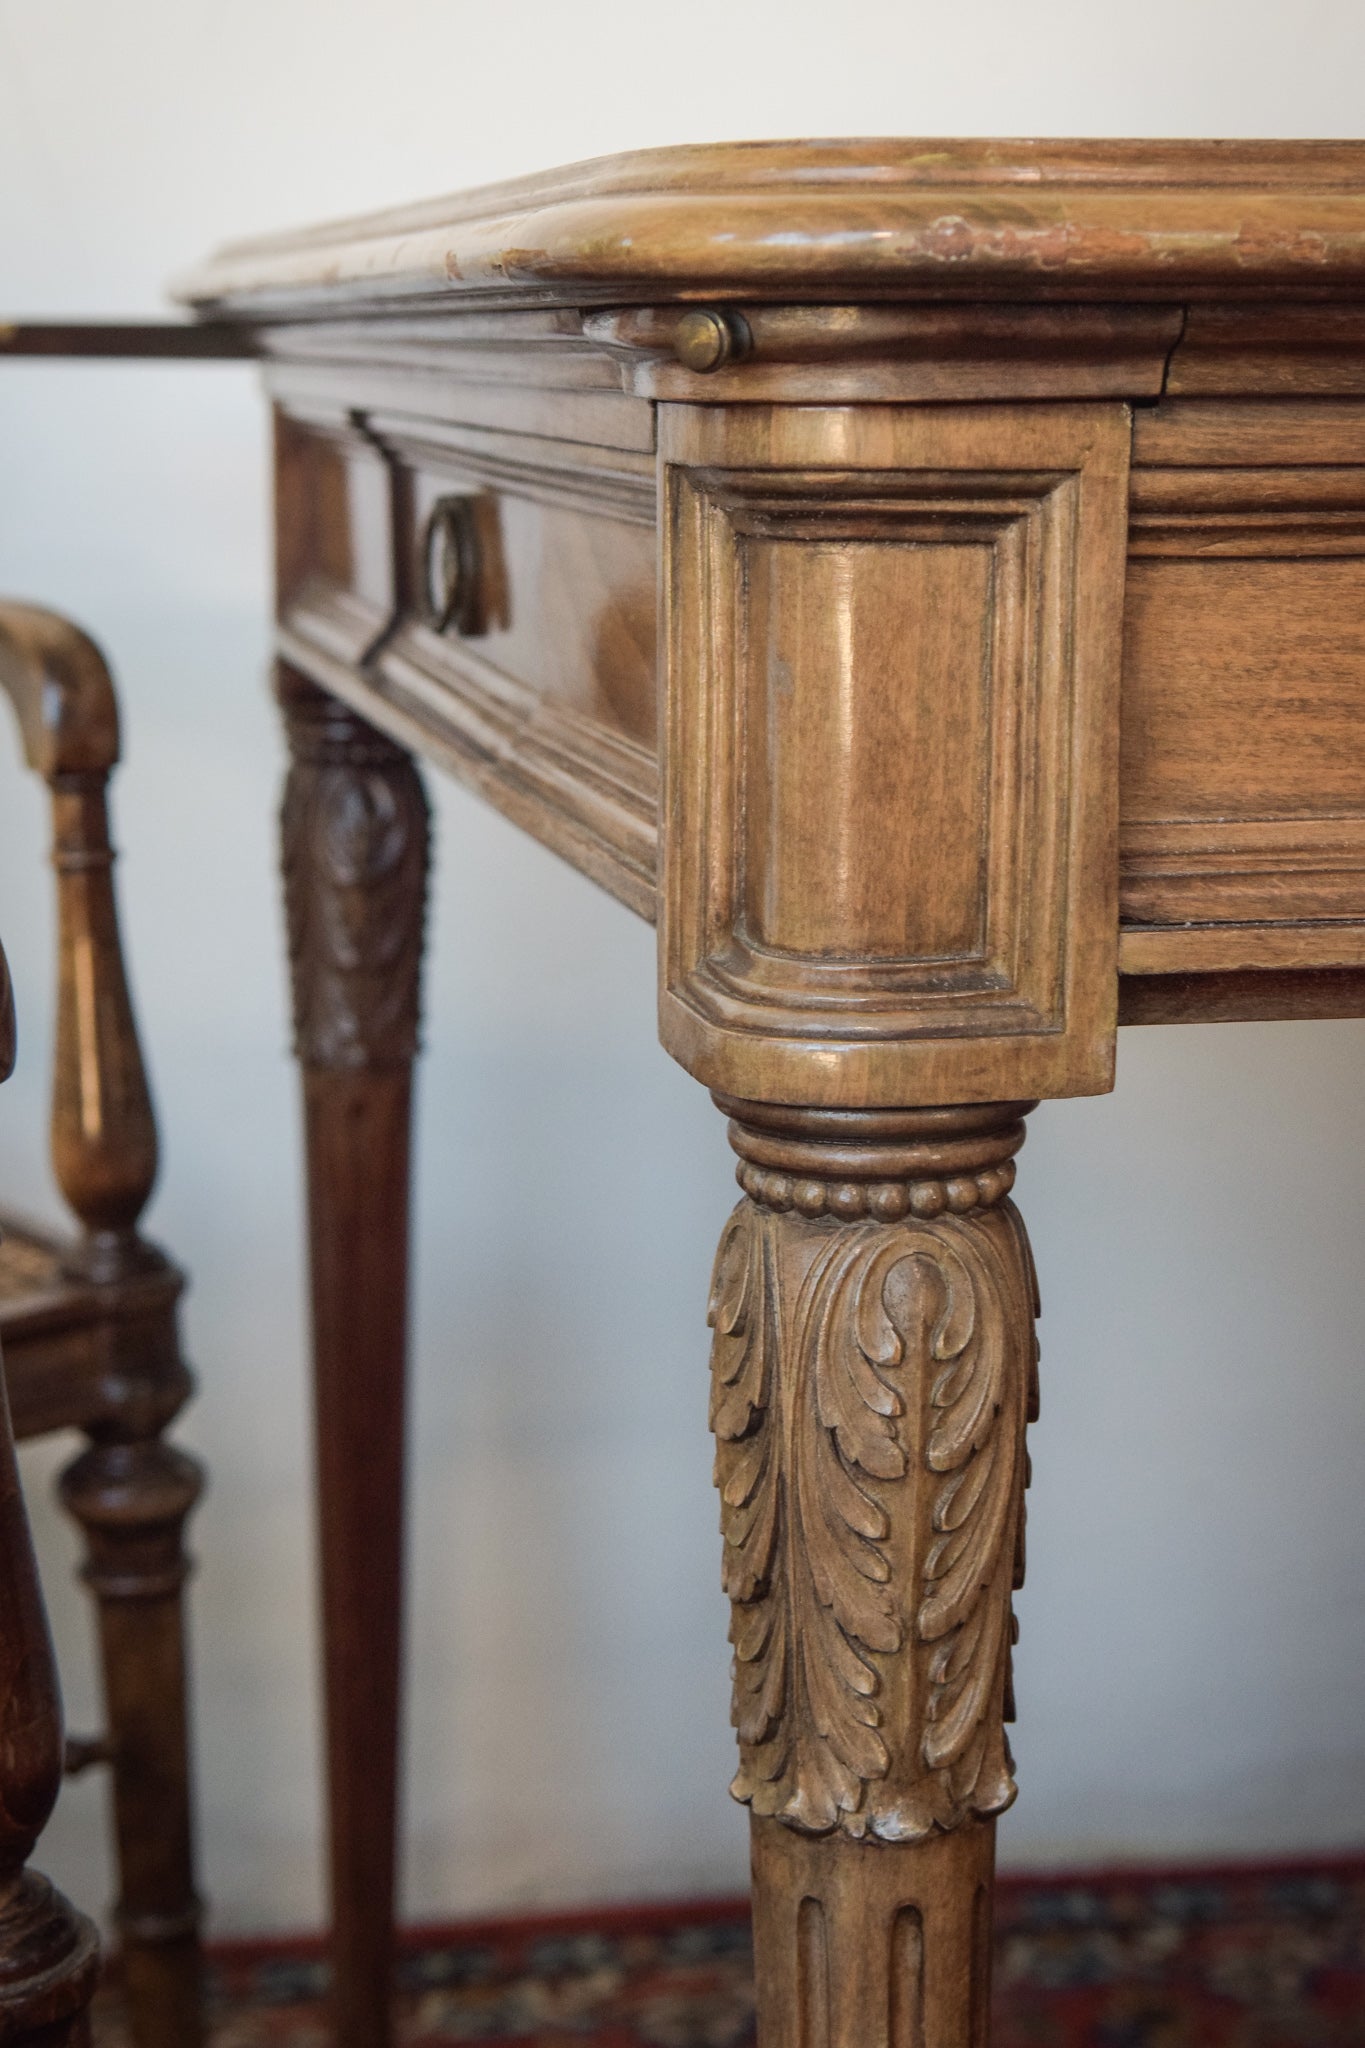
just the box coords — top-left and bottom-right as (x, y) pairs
(181, 136), (1365, 306)
(184, 141), (1365, 2048)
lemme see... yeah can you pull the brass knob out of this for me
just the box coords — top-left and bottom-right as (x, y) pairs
(673, 308), (751, 374)
(422, 495), (483, 635)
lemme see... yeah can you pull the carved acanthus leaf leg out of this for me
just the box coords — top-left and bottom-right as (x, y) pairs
(708, 1098), (1040, 2048)
(278, 667), (430, 2048)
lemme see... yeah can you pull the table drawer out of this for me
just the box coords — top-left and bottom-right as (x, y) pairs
(274, 401), (661, 916)
(376, 414), (657, 744)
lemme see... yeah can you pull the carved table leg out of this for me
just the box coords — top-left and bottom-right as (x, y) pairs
(707, 1099), (1039, 2048)
(0, 941), (100, 2044)
(278, 668), (430, 2048)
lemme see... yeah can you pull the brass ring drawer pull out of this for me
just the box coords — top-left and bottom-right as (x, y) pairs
(422, 494), (484, 635)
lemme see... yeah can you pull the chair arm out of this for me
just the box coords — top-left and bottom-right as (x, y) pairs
(0, 606), (156, 1273)
(0, 603), (120, 780)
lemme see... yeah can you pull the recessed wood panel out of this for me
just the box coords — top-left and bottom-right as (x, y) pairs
(1122, 556), (1365, 818)
(1119, 454), (1365, 937)
(742, 536), (993, 961)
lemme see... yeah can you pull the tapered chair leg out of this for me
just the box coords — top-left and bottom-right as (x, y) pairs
(0, 938), (99, 2044)
(60, 1436), (203, 2048)
(0, 1381), (100, 2045)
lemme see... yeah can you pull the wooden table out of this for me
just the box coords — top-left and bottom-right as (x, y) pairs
(179, 139), (1365, 2048)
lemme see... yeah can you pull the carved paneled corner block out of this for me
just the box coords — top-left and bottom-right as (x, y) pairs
(659, 403), (1130, 1108)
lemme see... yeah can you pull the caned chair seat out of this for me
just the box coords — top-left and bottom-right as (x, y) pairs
(0, 1208), (186, 1441)
(0, 1218), (65, 1313)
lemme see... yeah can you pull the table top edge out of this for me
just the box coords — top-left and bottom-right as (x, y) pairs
(174, 136), (1365, 318)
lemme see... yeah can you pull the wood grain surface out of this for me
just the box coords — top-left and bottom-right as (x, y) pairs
(178, 138), (1365, 313)
(188, 138), (1365, 2048)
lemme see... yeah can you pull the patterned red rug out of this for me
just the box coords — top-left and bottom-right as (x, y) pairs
(93, 1856), (1365, 2045)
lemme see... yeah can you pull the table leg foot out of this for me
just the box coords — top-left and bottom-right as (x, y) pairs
(752, 1818), (995, 2048)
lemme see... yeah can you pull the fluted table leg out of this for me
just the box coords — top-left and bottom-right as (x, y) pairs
(707, 1099), (1040, 2048)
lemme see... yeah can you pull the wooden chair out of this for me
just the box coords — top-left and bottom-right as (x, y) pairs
(0, 603), (204, 2048)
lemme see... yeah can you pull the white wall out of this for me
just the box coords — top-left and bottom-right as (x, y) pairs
(2, 0), (1364, 1938)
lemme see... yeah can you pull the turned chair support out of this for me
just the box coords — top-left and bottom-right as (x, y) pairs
(0, 604), (205, 2047)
